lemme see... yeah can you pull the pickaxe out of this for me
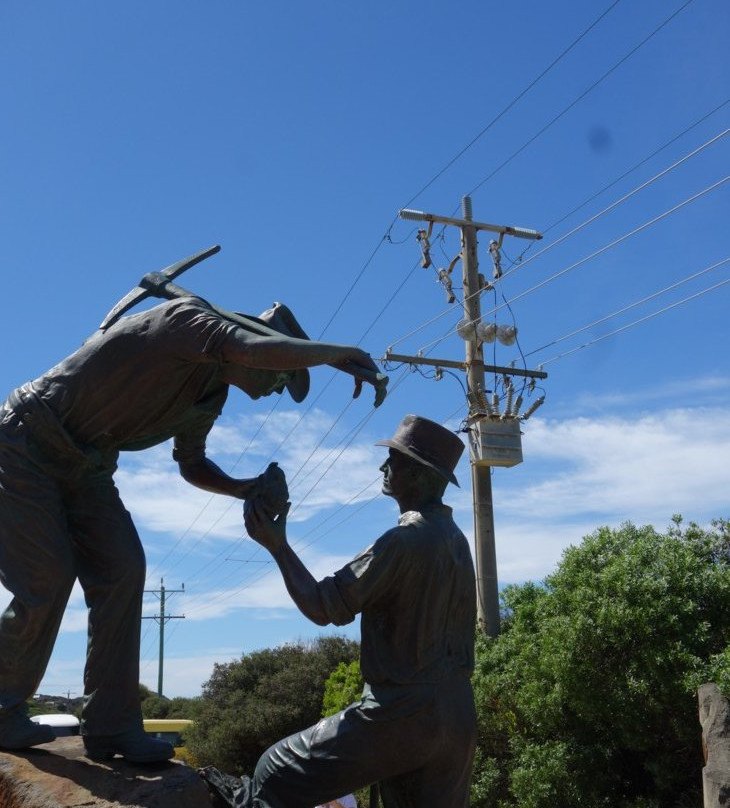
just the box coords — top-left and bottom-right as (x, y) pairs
(99, 245), (389, 407)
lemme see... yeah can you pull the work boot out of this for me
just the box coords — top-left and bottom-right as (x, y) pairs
(0, 708), (55, 750)
(83, 728), (174, 763)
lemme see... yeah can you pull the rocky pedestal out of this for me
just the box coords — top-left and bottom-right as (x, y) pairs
(699, 683), (730, 808)
(0, 736), (211, 808)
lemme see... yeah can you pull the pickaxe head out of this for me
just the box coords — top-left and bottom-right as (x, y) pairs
(99, 245), (220, 330)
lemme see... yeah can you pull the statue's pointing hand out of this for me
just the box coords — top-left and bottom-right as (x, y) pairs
(333, 349), (389, 408)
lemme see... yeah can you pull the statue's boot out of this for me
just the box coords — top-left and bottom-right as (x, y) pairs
(84, 728), (174, 763)
(0, 708), (55, 749)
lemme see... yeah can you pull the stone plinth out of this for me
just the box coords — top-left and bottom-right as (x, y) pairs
(699, 683), (730, 808)
(0, 736), (211, 808)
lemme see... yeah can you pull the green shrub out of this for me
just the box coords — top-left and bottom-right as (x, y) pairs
(188, 635), (358, 775)
(471, 517), (730, 807)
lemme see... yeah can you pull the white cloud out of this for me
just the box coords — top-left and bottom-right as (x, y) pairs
(447, 406), (730, 584)
(180, 548), (356, 621)
(115, 409), (385, 541)
(512, 407), (730, 522)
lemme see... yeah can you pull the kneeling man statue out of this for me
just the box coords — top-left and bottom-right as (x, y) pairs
(243, 414), (477, 808)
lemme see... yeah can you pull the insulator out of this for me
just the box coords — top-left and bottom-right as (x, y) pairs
(400, 208), (426, 221)
(456, 318), (478, 342)
(512, 394), (524, 416)
(462, 196), (473, 221)
(475, 383), (488, 411)
(497, 325), (517, 346)
(491, 392), (500, 416)
(477, 321), (497, 343)
(504, 383), (514, 417)
(511, 226), (541, 239)
(521, 395), (545, 420)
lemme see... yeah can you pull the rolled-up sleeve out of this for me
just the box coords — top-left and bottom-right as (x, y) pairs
(316, 528), (409, 625)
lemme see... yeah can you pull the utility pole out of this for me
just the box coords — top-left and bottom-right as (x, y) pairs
(143, 579), (185, 696)
(395, 196), (546, 637)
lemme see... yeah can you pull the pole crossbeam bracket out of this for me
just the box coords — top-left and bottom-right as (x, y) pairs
(383, 351), (547, 380)
(399, 208), (542, 241)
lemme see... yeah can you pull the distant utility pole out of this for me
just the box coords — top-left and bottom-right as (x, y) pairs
(394, 196), (546, 637)
(143, 579), (185, 696)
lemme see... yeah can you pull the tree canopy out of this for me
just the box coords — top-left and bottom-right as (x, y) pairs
(471, 517), (730, 808)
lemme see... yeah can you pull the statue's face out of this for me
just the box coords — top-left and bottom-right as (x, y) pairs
(379, 449), (421, 500)
(220, 365), (292, 399)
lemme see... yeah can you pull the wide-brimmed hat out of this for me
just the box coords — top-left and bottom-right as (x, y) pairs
(240, 302), (311, 403)
(375, 414), (464, 486)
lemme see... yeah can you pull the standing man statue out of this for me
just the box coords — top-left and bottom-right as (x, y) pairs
(243, 414), (477, 808)
(0, 280), (385, 761)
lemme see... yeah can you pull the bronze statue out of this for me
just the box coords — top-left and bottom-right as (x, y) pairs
(0, 247), (387, 762)
(242, 414), (477, 808)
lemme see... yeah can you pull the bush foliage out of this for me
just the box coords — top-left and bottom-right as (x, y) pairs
(471, 517), (730, 808)
(322, 660), (364, 717)
(187, 634), (358, 775)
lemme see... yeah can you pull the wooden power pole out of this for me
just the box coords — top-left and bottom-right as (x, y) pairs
(394, 196), (546, 637)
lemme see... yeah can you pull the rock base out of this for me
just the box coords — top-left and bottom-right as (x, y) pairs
(698, 683), (730, 808)
(0, 736), (211, 808)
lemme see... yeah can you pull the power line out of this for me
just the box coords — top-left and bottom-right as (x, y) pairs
(398, 0), (624, 210)
(415, 175), (728, 354)
(312, 2), (626, 343)
(182, 367), (415, 616)
(540, 98), (729, 236)
(539, 273), (730, 366)
(385, 126), (728, 353)
(147, 396), (284, 582)
(150, 0), (713, 607)
(524, 257), (730, 358)
(463, 0), (696, 201)
(487, 176), (728, 313)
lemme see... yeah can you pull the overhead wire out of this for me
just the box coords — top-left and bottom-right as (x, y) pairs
(462, 0), (696, 203)
(385, 122), (730, 352)
(524, 257), (730, 359)
(540, 98), (729, 237)
(180, 363), (472, 622)
(539, 273), (730, 366)
(181, 365), (415, 616)
(147, 396), (284, 582)
(188, 167), (728, 601)
(150, 0), (715, 644)
(156, 140), (728, 624)
(411, 173), (730, 356)
(398, 0), (625, 211)
(313, 0), (624, 342)
(152, 0), (646, 591)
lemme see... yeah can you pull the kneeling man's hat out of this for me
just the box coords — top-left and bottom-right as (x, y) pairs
(376, 414), (464, 486)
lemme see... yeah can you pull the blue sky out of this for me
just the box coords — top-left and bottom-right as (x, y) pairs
(1, 0), (728, 698)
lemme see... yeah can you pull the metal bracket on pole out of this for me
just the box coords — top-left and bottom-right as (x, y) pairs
(384, 351), (547, 380)
(399, 208), (543, 241)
